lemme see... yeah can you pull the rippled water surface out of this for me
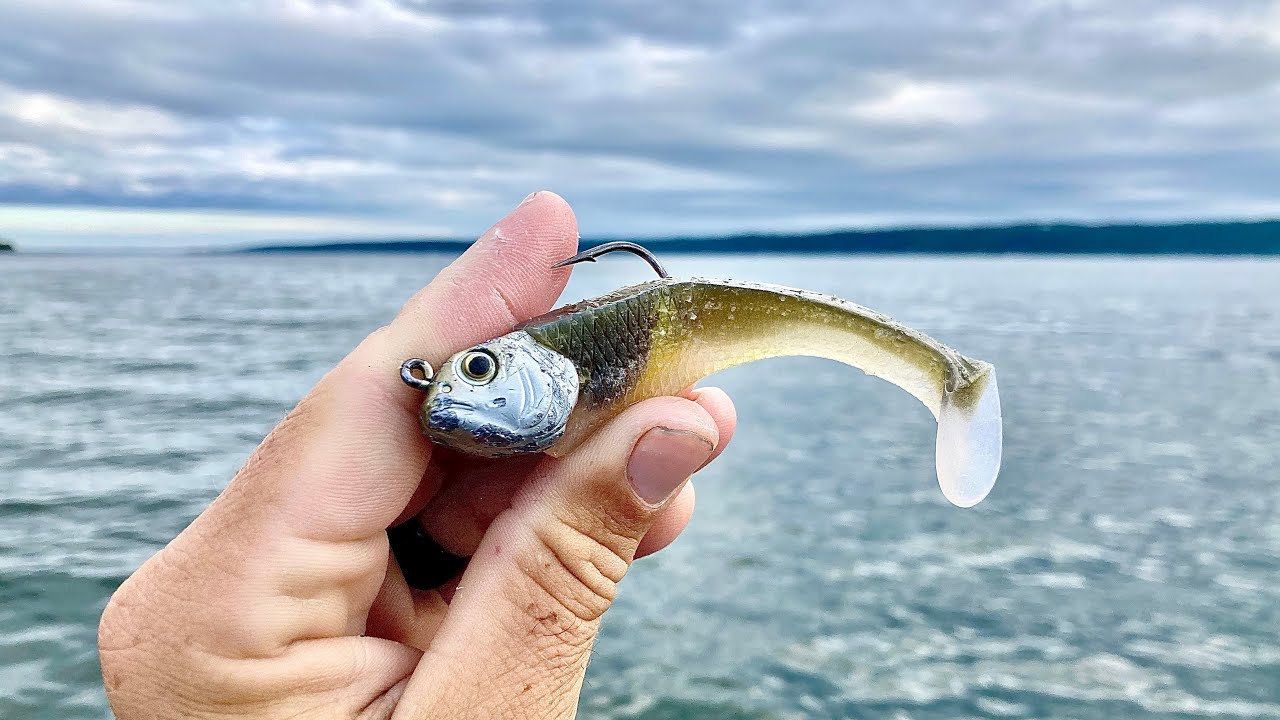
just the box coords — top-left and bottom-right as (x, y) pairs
(2, 254), (1278, 719)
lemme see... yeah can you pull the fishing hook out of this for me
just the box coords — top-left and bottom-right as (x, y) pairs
(552, 241), (670, 279)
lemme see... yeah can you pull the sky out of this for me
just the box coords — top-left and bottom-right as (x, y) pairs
(1, 0), (1279, 248)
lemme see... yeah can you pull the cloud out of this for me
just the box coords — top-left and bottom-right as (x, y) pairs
(0, 0), (1278, 246)
(0, 203), (448, 246)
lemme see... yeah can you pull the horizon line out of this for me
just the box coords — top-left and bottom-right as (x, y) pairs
(4, 215), (1279, 255)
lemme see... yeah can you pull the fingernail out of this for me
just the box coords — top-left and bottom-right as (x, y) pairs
(520, 190), (542, 204)
(628, 427), (715, 505)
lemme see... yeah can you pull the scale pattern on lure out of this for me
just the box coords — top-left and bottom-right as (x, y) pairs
(401, 243), (1003, 507)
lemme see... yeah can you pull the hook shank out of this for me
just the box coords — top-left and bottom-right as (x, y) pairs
(552, 241), (670, 278)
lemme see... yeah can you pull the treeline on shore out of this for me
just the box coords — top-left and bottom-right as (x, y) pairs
(239, 219), (1280, 255)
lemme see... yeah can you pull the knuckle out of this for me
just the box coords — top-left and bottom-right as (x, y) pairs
(515, 596), (598, 675)
(523, 505), (642, 625)
(528, 524), (617, 625)
(356, 678), (409, 720)
(490, 284), (522, 327)
(98, 576), (206, 716)
(98, 580), (145, 656)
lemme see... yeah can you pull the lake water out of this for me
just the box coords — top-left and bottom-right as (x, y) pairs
(1, 254), (1278, 719)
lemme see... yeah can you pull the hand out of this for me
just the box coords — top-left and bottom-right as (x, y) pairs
(97, 192), (737, 719)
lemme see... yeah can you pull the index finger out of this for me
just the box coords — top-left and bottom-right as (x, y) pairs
(381, 191), (581, 382)
(239, 192), (579, 544)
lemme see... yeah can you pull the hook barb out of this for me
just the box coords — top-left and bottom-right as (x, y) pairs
(552, 241), (670, 278)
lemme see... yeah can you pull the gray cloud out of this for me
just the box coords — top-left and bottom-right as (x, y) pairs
(0, 0), (1278, 246)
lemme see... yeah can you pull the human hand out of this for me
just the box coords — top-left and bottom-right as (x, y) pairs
(98, 192), (737, 719)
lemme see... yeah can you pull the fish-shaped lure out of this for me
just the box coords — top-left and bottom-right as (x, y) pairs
(401, 243), (1002, 507)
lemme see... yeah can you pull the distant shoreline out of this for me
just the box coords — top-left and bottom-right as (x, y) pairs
(237, 219), (1280, 256)
(5, 219), (1278, 255)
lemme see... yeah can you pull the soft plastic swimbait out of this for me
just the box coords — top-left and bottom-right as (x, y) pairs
(401, 243), (1002, 507)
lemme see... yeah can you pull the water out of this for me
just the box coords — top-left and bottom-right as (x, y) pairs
(2, 254), (1278, 719)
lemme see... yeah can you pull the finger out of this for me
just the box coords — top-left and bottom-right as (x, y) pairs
(269, 190), (578, 544)
(364, 554), (449, 651)
(390, 459), (448, 528)
(374, 459), (692, 646)
(222, 192), (574, 540)
(132, 192), (579, 660)
(373, 451), (700, 647)
(635, 482), (695, 559)
(396, 396), (718, 717)
(684, 385), (737, 468)
(634, 386), (737, 559)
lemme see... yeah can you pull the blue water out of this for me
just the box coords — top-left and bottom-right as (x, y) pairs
(1, 254), (1278, 718)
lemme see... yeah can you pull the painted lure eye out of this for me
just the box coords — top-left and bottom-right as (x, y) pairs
(458, 350), (498, 383)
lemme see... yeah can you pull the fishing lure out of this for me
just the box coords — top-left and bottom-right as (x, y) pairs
(401, 243), (1002, 507)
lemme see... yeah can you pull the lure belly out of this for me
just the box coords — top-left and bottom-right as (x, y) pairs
(402, 246), (1003, 508)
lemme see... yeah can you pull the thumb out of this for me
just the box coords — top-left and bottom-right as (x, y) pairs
(396, 397), (717, 717)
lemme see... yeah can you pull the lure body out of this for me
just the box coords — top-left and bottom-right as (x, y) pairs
(413, 277), (1003, 508)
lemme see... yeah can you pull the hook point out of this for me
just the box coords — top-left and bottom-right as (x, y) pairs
(552, 241), (670, 278)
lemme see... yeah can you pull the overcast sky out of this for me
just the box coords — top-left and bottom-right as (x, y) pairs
(1, 0), (1278, 248)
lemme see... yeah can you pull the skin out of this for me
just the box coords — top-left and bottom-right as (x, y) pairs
(97, 191), (738, 719)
